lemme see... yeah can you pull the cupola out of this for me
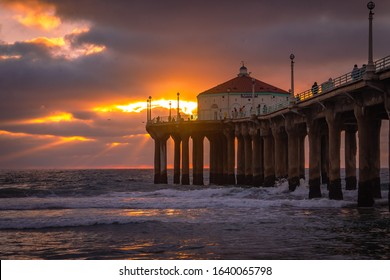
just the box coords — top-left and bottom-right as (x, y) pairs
(238, 62), (249, 77)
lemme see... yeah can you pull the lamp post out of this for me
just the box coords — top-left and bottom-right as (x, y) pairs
(227, 88), (231, 118)
(290, 53), (295, 103)
(146, 98), (149, 123)
(148, 96), (152, 122)
(169, 101), (172, 121)
(366, 1), (376, 74)
(177, 92), (180, 120)
(252, 78), (255, 115)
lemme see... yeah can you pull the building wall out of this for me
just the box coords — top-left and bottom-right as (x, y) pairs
(197, 92), (290, 120)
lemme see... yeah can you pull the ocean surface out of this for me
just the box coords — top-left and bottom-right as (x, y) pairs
(0, 169), (389, 260)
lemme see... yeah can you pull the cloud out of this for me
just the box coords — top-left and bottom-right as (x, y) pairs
(1, 0), (61, 30)
(0, 128), (153, 168)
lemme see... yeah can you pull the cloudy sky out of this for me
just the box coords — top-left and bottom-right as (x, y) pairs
(0, 0), (389, 169)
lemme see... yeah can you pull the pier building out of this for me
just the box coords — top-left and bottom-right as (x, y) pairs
(197, 64), (290, 120)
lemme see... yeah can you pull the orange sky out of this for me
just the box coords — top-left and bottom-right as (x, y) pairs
(0, 0), (389, 168)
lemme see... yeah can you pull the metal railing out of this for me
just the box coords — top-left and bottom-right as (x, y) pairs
(147, 114), (198, 124)
(375, 55), (390, 72)
(296, 68), (365, 102)
(265, 99), (291, 114)
(295, 54), (389, 103)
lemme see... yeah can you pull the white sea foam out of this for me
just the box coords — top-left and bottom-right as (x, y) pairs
(1, 167), (389, 230)
(1, 182), (387, 229)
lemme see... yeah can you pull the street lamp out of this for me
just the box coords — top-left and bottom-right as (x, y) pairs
(227, 88), (231, 118)
(251, 78), (255, 115)
(177, 92), (180, 120)
(366, 1), (376, 74)
(148, 96), (152, 122)
(169, 101), (172, 121)
(290, 53), (295, 103)
(146, 98), (149, 123)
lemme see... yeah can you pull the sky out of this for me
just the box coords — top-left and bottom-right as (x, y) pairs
(0, 0), (389, 169)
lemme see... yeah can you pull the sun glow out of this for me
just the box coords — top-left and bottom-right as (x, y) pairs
(27, 37), (66, 47)
(27, 112), (74, 124)
(0, 130), (93, 142)
(0, 130), (94, 162)
(84, 45), (106, 56)
(95, 99), (198, 115)
(60, 136), (93, 142)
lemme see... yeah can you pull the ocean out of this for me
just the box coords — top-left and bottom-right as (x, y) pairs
(0, 169), (389, 260)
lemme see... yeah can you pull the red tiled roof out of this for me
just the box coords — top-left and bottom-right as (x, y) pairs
(198, 75), (289, 96)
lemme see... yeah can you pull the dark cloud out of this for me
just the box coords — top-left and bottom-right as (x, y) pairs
(0, 42), (149, 122)
(0, 40), (53, 59)
(45, 0), (388, 31)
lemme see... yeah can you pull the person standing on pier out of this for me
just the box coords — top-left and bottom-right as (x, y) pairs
(351, 64), (360, 80)
(312, 82), (319, 95)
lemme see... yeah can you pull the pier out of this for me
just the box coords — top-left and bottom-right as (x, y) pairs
(146, 2), (390, 209)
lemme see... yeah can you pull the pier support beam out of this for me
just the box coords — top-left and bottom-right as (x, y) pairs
(371, 119), (382, 199)
(299, 133), (306, 179)
(192, 134), (204, 185)
(251, 127), (263, 187)
(208, 135), (216, 184)
(354, 105), (381, 207)
(181, 133), (190, 185)
(236, 124), (245, 185)
(286, 116), (300, 191)
(159, 135), (170, 184)
(225, 127), (236, 185)
(271, 121), (287, 180)
(344, 126), (357, 190)
(283, 135), (289, 179)
(258, 135), (264, 186)
(325, 108), (343, 200)
(307, 119), (322, 198)
(262, 125), (275, 187)
(154, 139), (161, 184)
(222, 135), (228, 185)
(172, 134), (181, 184)
(212, 134), (225, 185)
(386, 94), (390, 211)
(242, 123), (253, 185)
(321, 131), (329, 185)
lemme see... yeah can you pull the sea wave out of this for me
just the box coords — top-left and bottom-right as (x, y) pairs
(1, 175), (388, 230)
(0, 184), (360, 211)
(3, 183), (388, 229)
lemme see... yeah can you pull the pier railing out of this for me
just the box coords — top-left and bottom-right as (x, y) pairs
(296, 68), (365, 102)
(294, 55), (390, 104)
(148, 114), (198, 124)
(265, 99), (291, 114)
(375, 55), (390, 72)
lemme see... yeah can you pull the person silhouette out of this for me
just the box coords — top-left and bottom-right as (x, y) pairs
(351, 64), (360, 80)
(312, 82), (318, 95)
